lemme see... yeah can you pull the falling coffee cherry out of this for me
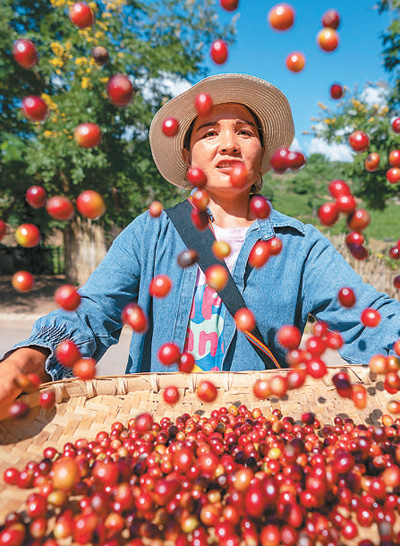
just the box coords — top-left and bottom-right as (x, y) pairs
(191, 207), (208, 230)
(107, 74), (134, 107)
(158, 343), (181, 366)
(179, 352), (195, 373)
(149, 274), (172, 298)
(386, 167), (400, 184)
(162, 117), (179, 137)
(349, 131), (369, 153)
(195, 93), (213, 116)
(234, 308), (256, 331)
(121, 303), (148, 333)
(8, 401), (30, 420)
(177, 249), (198, 268)
(26, 185), (47, 209)
(73, 357), (96, 380)
(268, 4), (295, 31)
(389, 149), (400, 167)
(361, 308), (381, 328)
(69, 2), (95, 29)
(0, 220), (6, 241)
(392, 118), (400, 133)
(54, 284), (81, 311)
(317, 28), (339, 52)
(46, 196), (75, 221)
(287, 150), (306, 170)
(210, 40), (228, 65)
(364, 152), (380, 172)
(220, 0), (238, 12)
(248, 240), (270, 268)
(76, 190), (106, 219)
(74, 123), (102, 148)
(249, 195), (271, 219)
(338, 287), (356, 308)
(205, 264), (228, 291)
(270, 147), (290, 173)
(346, 232), (364, 247)
(318, 202), (339, 226)
(148, 200), (163, 217)
(39, 390), (56, 410)
(12, 39), (39, 69)
(163, 386), (180, 405)
(328, 179), (351, 198)
(22, 96), (49, 122)
(12, 271), (35, 293)
(55, 340), (81, 367)
(286, 52), (305, 72)
(212, 240), (231, 260)
(276, 325), (301, 350)
(191, 189), (209, 210)
(230, 162), (248, 188)
(394, 275), (400, 290)
(330, 84), (344, 100)
(15, 224), (41, 248)
(347, 209), (370, 232)
(187, 167), (207, 188)
(196, 380), (218, 403)
(91, 46), (109, 66)
(322, 9), (340, 29)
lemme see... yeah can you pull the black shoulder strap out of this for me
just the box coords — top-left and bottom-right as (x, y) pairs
(165, 199), (278, 369)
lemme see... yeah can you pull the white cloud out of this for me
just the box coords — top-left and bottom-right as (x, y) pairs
(360, 84), (389, 107)
(290, 137), (302, 152)
(307, 137), (353, 162)
(138, 71), (191, 102)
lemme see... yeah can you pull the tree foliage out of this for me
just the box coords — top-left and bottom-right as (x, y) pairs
(0, 0), (235, 235)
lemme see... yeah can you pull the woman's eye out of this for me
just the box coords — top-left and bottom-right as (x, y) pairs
(203, 130), (217, 137)
(239, 129), (253, 136)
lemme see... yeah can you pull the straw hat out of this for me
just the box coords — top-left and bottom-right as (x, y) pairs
(149, 73), (295, 189)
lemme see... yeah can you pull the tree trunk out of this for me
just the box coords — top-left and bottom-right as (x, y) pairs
(63, 217), (108, 285)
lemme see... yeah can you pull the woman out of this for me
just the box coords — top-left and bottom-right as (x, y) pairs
(1, 73), (399, 410)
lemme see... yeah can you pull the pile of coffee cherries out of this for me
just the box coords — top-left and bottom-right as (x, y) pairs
(2, 406), (400, 546)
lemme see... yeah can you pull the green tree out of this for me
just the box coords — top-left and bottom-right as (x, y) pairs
(0, 0), (235, 282)
(312, 3), (400, 211)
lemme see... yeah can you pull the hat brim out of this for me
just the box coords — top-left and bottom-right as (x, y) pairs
(149, 73), (295, 189)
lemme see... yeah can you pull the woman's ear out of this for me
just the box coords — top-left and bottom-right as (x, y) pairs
(181, 148), (191, 168)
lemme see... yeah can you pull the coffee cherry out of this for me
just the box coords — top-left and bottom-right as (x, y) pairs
(210, 40), (228, 64)
(220, 0), (238, 11)
(121, 303), (148, 333)
(187, 167), (207, 188)
(197, 380), (218, 402)
(177, 249), (198, 268)
(234, 308), (255, 331)
(349, 131), (369, 152)
(249, 195), (271, 219)
(352, 384), (367, 409)
(330, 83), (343, 99)
(267, 237), (282, 255)
(52, 457), (80, 491)
(253, 378), (271, 399)
(286, 51), (305, 72)
(346, 231), (364, 247)
(386, 167), (400, 184)
(347, 209), (370, 231)
(12, 39), (39, 69)
(361, 308), (381, 327)
(268, 4), (295, 31)
(135, 413), (153, 432)
(317, 28), (339, 52)
(248, 240), (269, 268)
(322, 9), (340, 29)
(212, 240), (231, 259)
(12, 271), (35, 293)
(392, 118), (400, 133)
(22, 96), (48, 122)
(205, 264), (228, 291)
(191, 207), (208, 230)
(163, 386), (179, 405)
(276, 325), (301, 350)
(336, 194), (356, 214)
(318, 202), (339, 226)
(191, 189), (209, 210)
(230, 162), (248, 188)
(56, 340), (81, 367)
(162, 118), (179, 137)
(194, 93), (213, 116)
(394, 275), (400, 290)
(364, 152), (380, 172)
(107, 74), (134, 107)
(69, 2), (94, 28)
(338, 287), (356, 307)
(148, 200), (163, 217)
(149, 274), (172, 298)
(158, 343), (180, 366)
(54, 284), (81, 311)
(73, 357), (96, 380)
(178, 352), (195, 373)
(306, 357), (327, 379)
(91, 46), (109, 66)
(9, 401), (30, 420)
(40, 390), (56, 409)
(287, 150), (306, 170)
(270, 147), (289, 172)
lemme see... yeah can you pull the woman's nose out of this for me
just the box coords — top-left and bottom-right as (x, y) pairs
(219, 129), (239, 153)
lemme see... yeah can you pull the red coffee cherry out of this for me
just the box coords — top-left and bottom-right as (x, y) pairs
(338, 287), (356, 308)
(361, 308), (381, 328)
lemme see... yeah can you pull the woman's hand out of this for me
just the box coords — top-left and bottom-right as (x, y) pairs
(0, 347), (51, 420)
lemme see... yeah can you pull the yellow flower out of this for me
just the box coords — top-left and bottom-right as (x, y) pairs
(317, 101), (328, 111)
(81, 77), (91, 89)
(117, 52), (124, 58)
(50, 42), (64, 57)
(89, 1), (97, 10)
(323, 118), (331, 125)
(49, 57), (64, 68)
(368, 117), (375, 123)
(41, 94), (58, 111)
(103, 11), (112, 17)
(95, 31), (105, 39)
(99, 77), (109, 83)
(51, 115), (58, 123)
(43, 130), (54, 138)
(64, 41), (72, 50)
(63, 128), (69, 134)
(75, 57), (87, 66)
(96, 21), (108, 30)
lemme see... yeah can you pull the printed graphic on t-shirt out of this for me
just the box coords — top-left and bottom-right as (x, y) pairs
(184, 283), (224, 371)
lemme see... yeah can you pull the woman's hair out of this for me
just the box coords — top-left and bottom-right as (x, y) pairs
(182, 104), (265, 194)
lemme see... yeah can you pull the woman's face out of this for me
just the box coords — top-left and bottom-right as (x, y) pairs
(183, 103), (264, 196)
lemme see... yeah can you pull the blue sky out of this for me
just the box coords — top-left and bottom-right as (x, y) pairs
(200, 1), (392, 159)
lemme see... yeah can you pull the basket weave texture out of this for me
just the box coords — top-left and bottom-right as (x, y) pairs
(0, 366), (398, 542)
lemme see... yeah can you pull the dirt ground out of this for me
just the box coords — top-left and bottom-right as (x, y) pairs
(0, 274), (66, 315)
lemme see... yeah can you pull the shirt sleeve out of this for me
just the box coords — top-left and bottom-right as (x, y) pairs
(0, 215), (144, 381)
(301, 224), (400, 365)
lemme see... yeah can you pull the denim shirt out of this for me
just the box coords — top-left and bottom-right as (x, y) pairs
(5, 202), (400, 380)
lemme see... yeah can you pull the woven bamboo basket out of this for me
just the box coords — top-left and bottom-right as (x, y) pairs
(0, 366), (398, 544)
